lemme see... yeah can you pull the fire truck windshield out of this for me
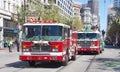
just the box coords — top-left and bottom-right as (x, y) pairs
(22, 26), (41, 41)
(78, 33), (98, 39)
(42, 25), (62, 41)
(22, 25), (62, 41)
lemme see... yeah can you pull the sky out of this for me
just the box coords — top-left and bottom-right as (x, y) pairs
(74, 0), (113, 31)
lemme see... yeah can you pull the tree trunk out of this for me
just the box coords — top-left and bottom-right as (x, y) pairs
(115, 31), (119, 45)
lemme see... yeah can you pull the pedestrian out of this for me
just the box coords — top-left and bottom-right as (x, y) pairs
(15, 39), (20, 52)
(7, 40), (12, 52)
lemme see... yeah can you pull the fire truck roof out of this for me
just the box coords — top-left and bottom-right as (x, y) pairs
(23, 23), (70, 28)
(77, 31), (100, 34)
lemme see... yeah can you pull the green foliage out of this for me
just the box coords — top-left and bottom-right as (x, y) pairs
(16, 0), (83, 30)
(106, 7), (120, 42)
(72, 17), (83, 30)
(17, 1), (69, 25)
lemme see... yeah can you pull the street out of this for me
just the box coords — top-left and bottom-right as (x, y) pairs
(0, 46), (120, 72)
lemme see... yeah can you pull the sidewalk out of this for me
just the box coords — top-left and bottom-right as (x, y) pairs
(0, 47), (20, 53)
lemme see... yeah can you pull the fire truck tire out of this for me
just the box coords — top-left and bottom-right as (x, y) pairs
(97, 51), (100, 55)
(78, 52), (82, 55)
(71, 49), (76, 61)
(61, 50), (69, 66)
(71, 55), (76, 61)
(62, 55), (68, 66)
(28, 61), (35, 67)
(100, 50), (102, 53)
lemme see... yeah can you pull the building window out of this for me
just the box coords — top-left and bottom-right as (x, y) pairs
(4, 1), (6, 10)
(13, 4), (15, 13)
(8, 3), (10, 12)
(58, 1), (60, 5)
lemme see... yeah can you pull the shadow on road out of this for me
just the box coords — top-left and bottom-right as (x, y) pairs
(95, 58), (120, 71)
(104, 45), (120, 49)
(5, 61), (61, 68)
(5, 61), (29, 68)
(34, 62), (61, 68)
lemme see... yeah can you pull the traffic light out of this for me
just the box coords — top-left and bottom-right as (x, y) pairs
(102, 30), (105, 38)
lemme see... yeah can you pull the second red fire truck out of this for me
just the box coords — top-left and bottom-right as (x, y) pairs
(77, 31), (103, 54)
(20, 20), (77, 66)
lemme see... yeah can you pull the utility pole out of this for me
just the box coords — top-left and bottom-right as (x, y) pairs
(24, 0), (26, 23)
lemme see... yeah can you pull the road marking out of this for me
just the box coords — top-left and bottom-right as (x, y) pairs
(56, 55), (82, 72)
(84, 55), (96, 72)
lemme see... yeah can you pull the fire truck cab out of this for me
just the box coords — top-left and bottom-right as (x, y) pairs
(77, 31), (103, 54)
(20, 20), (77, 66)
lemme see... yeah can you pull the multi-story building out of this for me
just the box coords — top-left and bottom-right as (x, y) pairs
(92, 14), (98, 26)
(88, 0), (99, 16)
(81, 7), (92, 25)
(73, 2), (82, 20)
(87, 0), (100, 29)
(113, 0), (120, 7)
(48, 0), (73, 19)
(0, 0), (21, 48)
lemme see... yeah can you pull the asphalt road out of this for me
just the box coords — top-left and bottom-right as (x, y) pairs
(0, 47), (120, 72)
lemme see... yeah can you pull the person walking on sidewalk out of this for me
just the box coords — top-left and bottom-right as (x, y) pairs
(15, 39), (20, 52)
(7, 40), (13, 52)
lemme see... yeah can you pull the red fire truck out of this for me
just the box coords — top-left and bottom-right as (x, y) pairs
(77, 31), (103, 54)
(20, 20), (77, 66)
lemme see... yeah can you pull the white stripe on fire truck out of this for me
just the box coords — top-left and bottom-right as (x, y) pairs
(22, 52), (66, 56)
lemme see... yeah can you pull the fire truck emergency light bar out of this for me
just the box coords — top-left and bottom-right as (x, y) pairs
(28, 18), (58, 23)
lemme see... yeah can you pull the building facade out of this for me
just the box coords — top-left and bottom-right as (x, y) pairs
(83, 7), (92, 25)
(87, 0), (100, 29)
(80, 7), (92, 31)
(88, 0), (99, 16)
(0, 0), (21, 48)
(73, 2), (82, 19)
(45, 0), (73, 19)
(113, 0), (120, 7)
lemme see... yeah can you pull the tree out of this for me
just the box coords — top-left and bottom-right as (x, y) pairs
(72, 17), (83, 30)
(107, 7), (120, 44)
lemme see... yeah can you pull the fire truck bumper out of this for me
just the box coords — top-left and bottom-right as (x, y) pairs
(20, 55), (64, 61)
(77, 48), (99, 53)
(20, 52), (65, 62)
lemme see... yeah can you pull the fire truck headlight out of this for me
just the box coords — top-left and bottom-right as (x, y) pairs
(55, 45), (59, 48)
(22, 45), (26, 48)
(23, 49), (29, 52)
(52, 48), (58, 52)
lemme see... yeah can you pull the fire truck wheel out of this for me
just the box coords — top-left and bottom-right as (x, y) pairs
(61, 50), (69, 66)
(28, 61), (35, 67)
(78, 52), (82, 55)
(62, 55), (68, 66)
(71, 49), (76, 61)
(97, 51), (100, 55)
(71, 55), (76, 61)
(100, 50), (102, 53)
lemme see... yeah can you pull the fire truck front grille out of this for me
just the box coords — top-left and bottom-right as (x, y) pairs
(31, 44), (41, 52)
(31, 44), (50, 52)
(41, 45), (50, 52)
(78, 41), (91, 48)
